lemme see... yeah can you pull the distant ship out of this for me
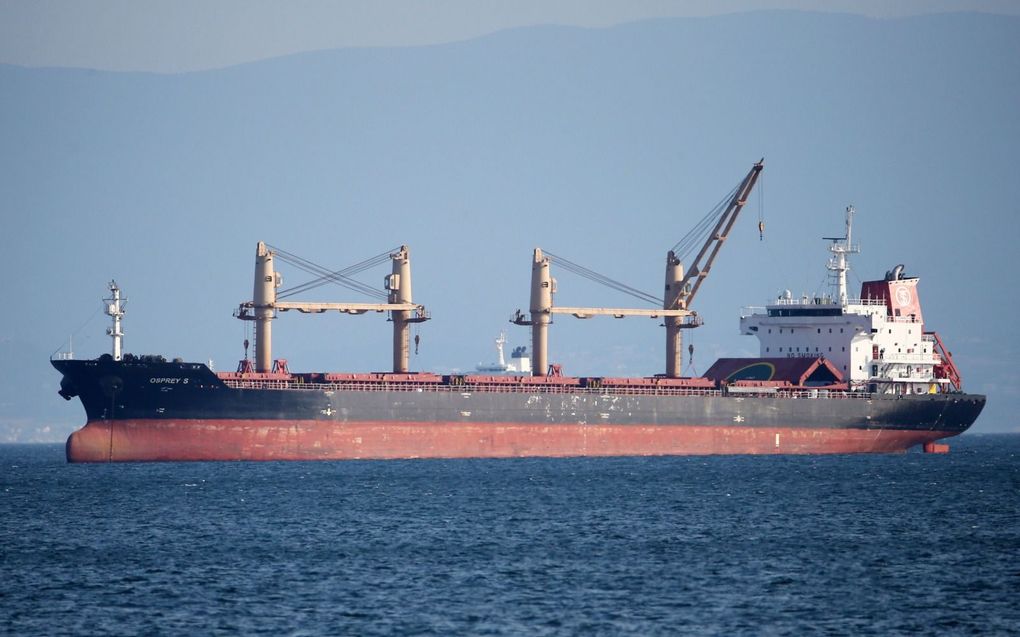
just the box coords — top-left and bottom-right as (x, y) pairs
(53, 160), (984, 462)
(476, 332), (531, 375)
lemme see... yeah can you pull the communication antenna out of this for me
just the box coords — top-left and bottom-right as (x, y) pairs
(824, 206), (861, 306)
(104, 280), (126, 361)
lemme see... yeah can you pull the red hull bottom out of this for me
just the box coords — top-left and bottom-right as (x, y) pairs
(65, 419), (961, 462)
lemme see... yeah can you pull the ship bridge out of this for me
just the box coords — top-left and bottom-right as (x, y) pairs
(739, 208), (955, 396)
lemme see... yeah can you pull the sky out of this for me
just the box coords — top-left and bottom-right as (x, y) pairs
(1, 3), (1018, 441)
(1, 0), (1018, 72)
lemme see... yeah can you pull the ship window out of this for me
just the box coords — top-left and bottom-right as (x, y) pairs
(828, 328), (832, 333)
(815, 347), (819, 352)
(796, 347), (800, 352)
(817, 328), (821, 333)
(842, 347), (845, 352)
(766, 347), (770, 352)
(828, 347), (832, 352)
(779, 347), (783, 352)
(779, 328), (783, 334)
(872, 365), (878, 375)
(840, 328), (844, 333)
(768, 329), (772, 334)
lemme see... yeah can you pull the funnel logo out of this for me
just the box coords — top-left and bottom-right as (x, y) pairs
(895, 286), (912, 307)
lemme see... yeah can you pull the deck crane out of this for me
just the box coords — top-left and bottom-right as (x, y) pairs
(664, 159), (763, 376)
(513, 159), (763, 378)
(235, 242), (429, 374)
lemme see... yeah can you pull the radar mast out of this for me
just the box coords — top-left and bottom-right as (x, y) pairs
(825, 206), (861, 306)
(104, 281), (126, 361)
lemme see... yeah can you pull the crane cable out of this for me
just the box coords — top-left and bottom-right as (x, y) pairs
(757, 170), (765, 241)
(543, 250), (662, 307)
(273, 250), (387, 301)
(670, 182), (741, 264)
(268, 244), (394, 301)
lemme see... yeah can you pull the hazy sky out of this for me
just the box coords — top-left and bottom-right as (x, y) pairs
(2, 0), (1019, 73)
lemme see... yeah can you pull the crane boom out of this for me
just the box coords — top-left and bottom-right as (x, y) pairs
(678, 159), (764, 308)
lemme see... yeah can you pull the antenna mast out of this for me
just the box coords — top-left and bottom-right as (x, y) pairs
(825, 205), (861, 306)
(104, 280), (126, 361)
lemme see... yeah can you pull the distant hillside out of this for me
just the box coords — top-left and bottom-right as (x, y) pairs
(2, 10), (1018, 440)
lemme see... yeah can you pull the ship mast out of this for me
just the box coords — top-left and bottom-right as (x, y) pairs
(104, 280), (126, 361)
(825, 205), (860, 306)
(663, 252), (685, 377)
(494, 332), (508, 368)
(529, 249), (554, 377)
(252, 242), (278, 372)
(388, 246), (415, 374)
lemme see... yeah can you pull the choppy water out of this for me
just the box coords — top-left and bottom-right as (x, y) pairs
(2, 436), (1018, 636)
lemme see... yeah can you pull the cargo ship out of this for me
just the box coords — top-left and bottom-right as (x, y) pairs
(53, 161), (985, 462)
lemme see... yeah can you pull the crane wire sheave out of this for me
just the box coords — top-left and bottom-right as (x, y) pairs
(269, 244), (398, 302)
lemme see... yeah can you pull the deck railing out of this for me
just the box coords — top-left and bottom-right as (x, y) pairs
(219, 378), (875, 400)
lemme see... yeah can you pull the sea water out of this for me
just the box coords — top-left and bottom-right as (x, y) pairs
(2, 435), (1018, 636)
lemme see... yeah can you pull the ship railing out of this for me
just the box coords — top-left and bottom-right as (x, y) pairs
(885, 316), (923, 324)
(220, 378), (875, 400)
(768, 297), (886, 307)
(221, 378), (725, 397)
(879, 352), (938, 364)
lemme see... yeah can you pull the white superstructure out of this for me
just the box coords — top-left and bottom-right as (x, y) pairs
(476, 332), (532, 374)
(739, 208), (958, 395)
